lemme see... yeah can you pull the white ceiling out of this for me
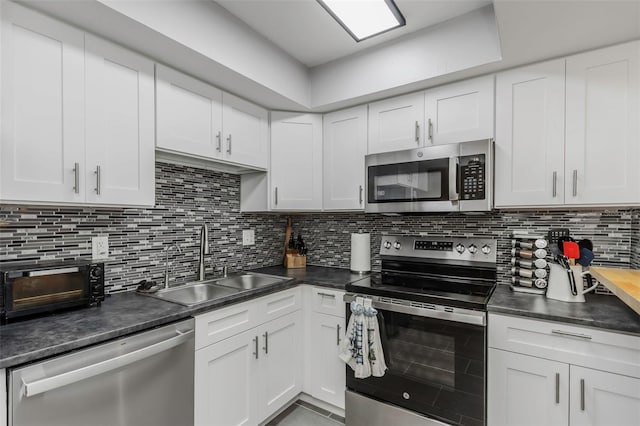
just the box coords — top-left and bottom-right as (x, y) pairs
(215, 0), (492, 67)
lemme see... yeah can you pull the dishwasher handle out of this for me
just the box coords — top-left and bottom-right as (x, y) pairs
(22, 328), (194, 398)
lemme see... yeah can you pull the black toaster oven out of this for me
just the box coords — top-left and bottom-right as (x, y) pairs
(0, 260), (105, 323)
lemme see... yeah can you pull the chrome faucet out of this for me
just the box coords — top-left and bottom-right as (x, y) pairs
(198, 224), (209, 281)
(164, 244), (182, 289)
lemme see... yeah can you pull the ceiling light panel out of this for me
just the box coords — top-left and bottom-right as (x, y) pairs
(318, 0), (406, 42)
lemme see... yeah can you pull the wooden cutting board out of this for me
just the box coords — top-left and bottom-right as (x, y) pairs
(590, 267), (640, 315)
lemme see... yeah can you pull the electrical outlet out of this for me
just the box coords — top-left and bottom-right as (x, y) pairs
(242, 229), (255, 246)
(92, 236), (109, 259)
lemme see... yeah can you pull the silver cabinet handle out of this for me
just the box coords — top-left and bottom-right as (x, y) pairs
(94, 165), (101, 195)
(336, 324), (341, 346)
(580, 378), (585, 411)
(263, 331), (268, 354)
(552, 171), (557, 198)
(551, 329), (592, 340)
(253, 336), (259, 359)
(359, 185), (363, 205)
(73, 162), (80, 194)
(226, 134), (232, 155)
(428, 118), (433, 143)
(22, 329), (193, 397)
(555, 373), (560, 404)
(216, 131), (222, 152)
(572, 169), (578, 196)
(274, 187), (278, 206)
(415, 121), (420, 142)
(317, 292), (335, 298)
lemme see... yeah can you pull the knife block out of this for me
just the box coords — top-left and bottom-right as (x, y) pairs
(284, 249), (306, 269)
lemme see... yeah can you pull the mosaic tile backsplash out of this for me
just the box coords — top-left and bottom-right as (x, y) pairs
(0, 162), (637, 293)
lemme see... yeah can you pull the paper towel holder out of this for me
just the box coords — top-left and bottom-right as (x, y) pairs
(350, 232), (371, 274)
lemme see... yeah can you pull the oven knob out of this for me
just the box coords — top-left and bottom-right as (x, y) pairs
(455, 243), (465, 254)
(482, 244), (492, 255)
(393, 241), (401, 250)
(90, 266), (103, 279)
(468, 244), (477, 254)
(383, 241), (392, 249)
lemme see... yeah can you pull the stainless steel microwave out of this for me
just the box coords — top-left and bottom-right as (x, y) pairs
(365, 139), (494, 213)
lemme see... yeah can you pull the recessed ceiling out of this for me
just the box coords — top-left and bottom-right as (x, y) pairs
(214, 0), (492, 67)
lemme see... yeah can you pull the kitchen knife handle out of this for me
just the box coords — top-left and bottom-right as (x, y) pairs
(415, 121), (420, 142)
(226, 134), (232, 155)
(95, 165), (101, 195)
(216, 131), (222, 152)
(359, 185), (363, 205)
(427, 118), (433, 143)
(73, 162), (80, 194)
(580, 378), (585, 411)
(253, 336), (259, 359)
(555, 373), (560, 404)
(263, 331), (268, 354)
(552, 171), (557, 198)
(572, 169), (578, 197)
(336, 324), (341, 346)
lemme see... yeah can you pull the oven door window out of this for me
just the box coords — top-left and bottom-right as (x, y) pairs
(10, 272), (88, 312)
(367, 158), (449, 203)
(346, 310), (485, 426)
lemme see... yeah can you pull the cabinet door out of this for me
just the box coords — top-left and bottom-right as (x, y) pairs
(310, 313), (346, 409)
(565, 41), (640, 205)
(488, 349), (568, 426)
(570, 366), (640, 426)
(425, 75), (495, 145)
(84, 35), (155, 206)
(222, 93), (268, 169)
(495, 59), (566, 207)
(368, 92), (424, 154)
(323, 105), (367, 210)
(0, 3), (85, 203)
(156, 64), (223, 159)
(194, 330), (259, 426)
(258, 310), (303, 422)
(270, 112), (323, 210)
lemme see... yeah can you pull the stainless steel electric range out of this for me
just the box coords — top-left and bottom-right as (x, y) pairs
(344, 235), (497, 426)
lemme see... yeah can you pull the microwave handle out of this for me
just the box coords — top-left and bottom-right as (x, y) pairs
(448, 157), (459, 202)
(28, 267), (80, 277)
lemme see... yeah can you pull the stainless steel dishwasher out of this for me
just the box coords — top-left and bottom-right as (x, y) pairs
(8, 318), (195, 426)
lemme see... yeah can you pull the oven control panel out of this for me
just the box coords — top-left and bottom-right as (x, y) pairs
(380, 235), (497, 263)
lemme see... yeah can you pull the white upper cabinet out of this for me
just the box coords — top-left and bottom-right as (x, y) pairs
(565, 41), (640, 205)
(84, 35), (155, 206)
(156, 64), (223, 159)
(1, 2), (85, 204)
(368, 92), (425, 154)
(222, 93), (269, 169)
(424, 75), (495, 145)
(270, 112), (323, 210)
(323, 105), (368, 210)
(495, 59), (566, 207)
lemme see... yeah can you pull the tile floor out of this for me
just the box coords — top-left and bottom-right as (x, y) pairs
(267, 400), (345, 426)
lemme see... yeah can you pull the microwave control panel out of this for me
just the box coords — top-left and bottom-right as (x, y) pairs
(460, 154), (485, 200)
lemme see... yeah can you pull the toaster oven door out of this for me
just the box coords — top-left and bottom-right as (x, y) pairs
(4, 266), (90, 320)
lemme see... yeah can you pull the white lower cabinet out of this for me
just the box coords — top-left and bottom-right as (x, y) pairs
(569, 366), (640, 426)
(1, 369), (6, 426)
(309, 312), (345, 409)
(489, 313), (640, 426)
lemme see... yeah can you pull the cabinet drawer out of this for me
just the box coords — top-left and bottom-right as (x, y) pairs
(311, 287), (346, 317)
(489, 313), (640, 378)
(195, 301), (258, 350)
(257, 287), (302, 323)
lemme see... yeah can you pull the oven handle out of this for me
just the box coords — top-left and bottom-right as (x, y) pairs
(344, 293), (485, 326)
(448, 156), (459, 202)
(27, 267), (80, 277)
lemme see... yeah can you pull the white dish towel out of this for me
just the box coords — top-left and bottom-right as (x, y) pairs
(339, 297), (387, 378)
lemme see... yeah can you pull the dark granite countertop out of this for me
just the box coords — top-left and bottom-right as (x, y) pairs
(488, 284), (640, 336)
(0, 266), (357, 369)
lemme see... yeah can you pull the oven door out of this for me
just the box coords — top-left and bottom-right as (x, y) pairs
(365, 144), (459, 213)
(345, 294), (486, 426)
(3, 266), (90, 320)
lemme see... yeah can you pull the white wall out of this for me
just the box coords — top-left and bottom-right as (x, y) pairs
(309, 6), (501, 109)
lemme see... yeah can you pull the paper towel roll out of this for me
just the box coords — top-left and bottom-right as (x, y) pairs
(350, 233), (371, 273)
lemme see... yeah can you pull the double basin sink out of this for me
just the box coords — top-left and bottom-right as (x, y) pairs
(150, 273), (289, 307)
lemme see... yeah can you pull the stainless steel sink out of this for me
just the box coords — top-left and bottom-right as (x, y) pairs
(214, 273), (286, 290)
(151, 282), (240, 307)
